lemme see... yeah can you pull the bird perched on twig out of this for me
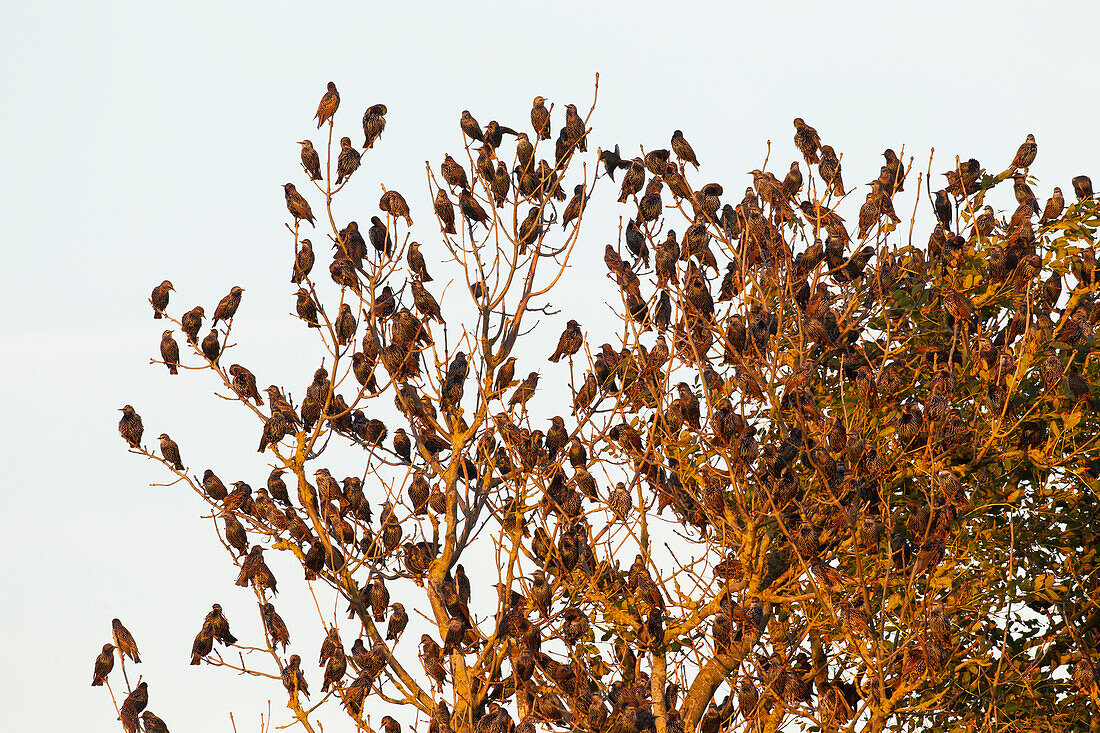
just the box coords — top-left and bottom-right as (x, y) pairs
(314, 81), (340, 128)
(299, 140), (322, 181)
(284, 183), (315, 227)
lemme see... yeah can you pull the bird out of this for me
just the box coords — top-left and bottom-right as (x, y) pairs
(561, 185), (586, 229)
(671, 130), (699, 169)
(282, 654), (310, 699)
(1011, 133), (1037, 170)
(262, 603), (291, 650)
(335, 303), (357, 346)
(393, 429), (411, 462)
(434, 188), (457, 235)
(368, 216), (393, 255)
(459, 190), (489, 229)
(91, 643), (115, 686)
(461, 110), (484, 143)
(298, 140), (322, 181)
(181, 306), (204, 344)
(509, 372), (539, 409)
(336, 137), (361, 185)
(407, 241), (432, 282)
(141, 712), (171, 733)
(284, 183), (315, 226)
(618, 158), (645, 203)
(411, 280), (444, 323)
(150, 280), (173, 319)
(291, 239), (315, 284)
(793, 118), (821, 164)
(380, 189), (413, 226)
(229, 364), (263, 406)
(387, 602), (409, 641)
(295, 288), (320, 327)
(160, 330), (179, 375)
(1073, 175), (1093, 201)
(599, 144), (629, 181)
(191, 625), (213, 665)
(531, 96), (551, 140)
(112, 619), (141, 663)
(819, 145), (845, 196)
(883, 148), (906, 193)
(120, 682), (149, 733)
(362, 103), (387, 149)
(314, 81), (340, 128)
(201, 330), (221, 362)
(550, 320), (583, 362)
(495, 357), (517, 395)
(212, 286), (244, 328)
(1041, 187), (1065, 223)
(158, 434), (184, 470)
(564, 103), (587, 151)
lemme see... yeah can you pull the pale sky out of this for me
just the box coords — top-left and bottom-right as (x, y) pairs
(3, 1), (1100, 731)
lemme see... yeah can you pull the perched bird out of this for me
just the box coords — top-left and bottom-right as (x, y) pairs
(120, 682), (149, 733)
(550, 320), (583, 362)
(160, 330), (179, 375)
(671, 130), (699, 169)
(411, 280), (444, 323)
(1041, 187), (1065, 224)
(599, 144), (629, 181)
(299, 140), (322, 181)
(262, 603), (291, 650)
(531, 96), (551, 140)
(212, 286), (244, 328)
(393, 428), (411, 462)
(509, 372), (539, 409)
(380, 189), (413, 226)
(282, 654), (310, 699)
(793, 118), (821, 164)
(461, 110), (484, 143)
(291, 239), (315, 284)
(112, 619), (141, 663)
(883, 148), (906, 193)
(314, 81), (340, 128)
(204, 603), (236, 646)
(1011, 133), (1037, 170)
(561, 185), (587, 229)
(336, 137), (361, 185)
(368, 216), (393, 256)
(181, 306), (204, 344)
(141, 711), (171, 733)
(434, 188), (458, 235)
(201, 330), (221, 362)
(150, 280), (173, 319)
(229, 363), (263, 406)
(387, 602), (409, 641)
(564, 103), (587, 151)
(459, 190), (489, 229)
(191, 626), (213, 665)
(91, 643), (115, 686)
(407, 241), (432, 282)
(158, 434), (184, 470)
(362, 103), (387, 149)
(618, 158), (645, 202)
(335, 303), (357, 346)
(284, 183), (315, 227)
(1073, 175), (1093, 201)
(495, 356), (517, 395)
(295, 288), (320, 327)
(819, 145), (845, 196)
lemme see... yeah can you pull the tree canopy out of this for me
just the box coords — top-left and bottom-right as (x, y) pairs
(98, 79), (1100, 733)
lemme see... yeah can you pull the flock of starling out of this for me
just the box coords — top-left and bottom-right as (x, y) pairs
(108, 80), (1100, 732)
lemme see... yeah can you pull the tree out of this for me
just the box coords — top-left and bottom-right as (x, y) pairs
(96, 78), (1100, 733)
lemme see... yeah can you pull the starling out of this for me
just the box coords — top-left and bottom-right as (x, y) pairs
(284, 183), (315, 227)
(819, 144), (845, 196)
(201, 330), (220, 362)
(362, 103), (387, 149)
(546, 416), (568, 460)
(368, 216), (393, 256)
(509, 372), (539, 409)
(461, 110), (484, 143)
(91, 643), (115, 686)
(599, 144), (628, 181)
(266, 469), (289, 506)
(549, 320), (583, 363)
(262, 603), (290, 650)
(1011, 133), (1037, 170)
(228, 364), (263, 405)
(181, 306), (204, 344)
(561, 185), (586, 229)
(671, 129), (699, 169)
(1013, 174), (1040, 216)
(298, 140), (322, 181)
(191, 625), (213, 664)
(793, 117), (821, 164)
(495, 356), (517, 395)
(393, 428), (411, 462)
(883, 148), (906, 193)
(619, 158), (645, 202)
(314, 81), (339, 128)
(120, 682), (149, 733)
(933, 189), (952, 229)
(150, 280), (173, 319)
(211, 286), (244, 328)
(159, 330), (179, 375)
(564, 103), (587, 151)
(387, 602), (409, 641)
(531, 96), (551, 140)
(158, 433), (184, 470)
(1041, 187), (1065, 224)
(608, 482), (631, 520)
(380, 189), (413, 226)
(282, 654), (310, 699)
(295, 288), (320, 327)
(459, 190), (489, 229)
(336, 136), (361, 185)
(141, 712), (170, 733)
(112, 618), (141, 663)
(411, 280), (444, 323)
(441, 155), (469, 192)
(335, 303), (357, 346)
(1073, 175), (1093, 201)
(433, 188), (458, 235)
(289, 239), (315, 285)
(783, 161), (803, 199)
(205, 603), (237, 646)
(407, 241), (432, 282)
(258, 411), (288, 453)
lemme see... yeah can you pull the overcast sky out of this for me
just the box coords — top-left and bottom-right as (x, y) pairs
(3, 1), (1099, 731)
